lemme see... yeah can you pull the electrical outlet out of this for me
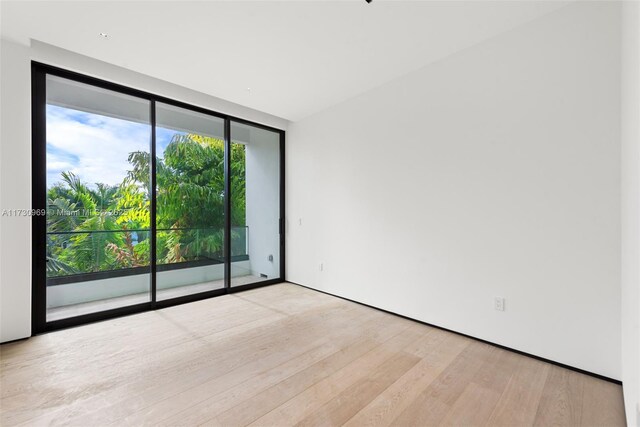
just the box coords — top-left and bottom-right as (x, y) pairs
(319, 263), (324, 272)
(494, 297), (505, 311)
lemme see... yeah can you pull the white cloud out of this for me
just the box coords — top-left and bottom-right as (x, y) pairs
(46, 106), (153, 189)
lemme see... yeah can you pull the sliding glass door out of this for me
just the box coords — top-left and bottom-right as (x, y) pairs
(155, 103), (226, 300)
(32, 63), (284, 332)
(230, 122), (283, 287)
(44, 75), (152, 322)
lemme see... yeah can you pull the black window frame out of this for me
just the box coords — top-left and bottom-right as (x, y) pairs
(31, 61), (285, 334)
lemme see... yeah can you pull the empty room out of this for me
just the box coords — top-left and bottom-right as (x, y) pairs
(1, 0), (639, 426)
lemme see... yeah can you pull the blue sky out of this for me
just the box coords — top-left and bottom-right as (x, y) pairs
(46, 105), (180, 189)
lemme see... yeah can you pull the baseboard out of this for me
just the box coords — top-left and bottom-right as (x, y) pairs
(286, 280), (622, 385)
(0, 336), (29, 346)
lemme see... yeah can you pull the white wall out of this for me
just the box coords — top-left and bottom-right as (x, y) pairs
(287, 2), (622, 379)
(245, 127), (281, 279)
(0, 39), (287, 343)
(621, 0), (640, 424)
(0, 40), (31, 343)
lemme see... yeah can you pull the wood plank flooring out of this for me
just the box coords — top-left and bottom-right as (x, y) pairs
(0, 283), (626, 426)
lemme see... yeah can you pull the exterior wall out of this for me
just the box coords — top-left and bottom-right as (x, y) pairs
(245, 127), (281, 279)
(47, 260), (251, 307)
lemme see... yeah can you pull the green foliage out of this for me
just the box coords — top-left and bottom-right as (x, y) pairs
(158, 134), (226, 229)
(46, 133), (246, 277)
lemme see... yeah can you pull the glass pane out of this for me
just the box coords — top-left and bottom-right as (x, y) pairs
(155, 103), (226, 300)
(45, 75), (152, 321)
(230, 122), (281, 287)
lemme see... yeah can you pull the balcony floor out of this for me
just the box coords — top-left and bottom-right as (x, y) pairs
(46, 274), (264, 322)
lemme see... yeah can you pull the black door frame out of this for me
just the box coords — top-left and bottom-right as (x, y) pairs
(31, 62), (285, 334)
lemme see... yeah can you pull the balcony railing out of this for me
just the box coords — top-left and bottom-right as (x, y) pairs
(46, 226), (249, 286)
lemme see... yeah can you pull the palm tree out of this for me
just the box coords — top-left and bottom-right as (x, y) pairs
(47, 173), (124, 274)
(46, 132), (248, 275)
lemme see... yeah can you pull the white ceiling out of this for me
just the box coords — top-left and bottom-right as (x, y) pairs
(1, 1), (568, 121)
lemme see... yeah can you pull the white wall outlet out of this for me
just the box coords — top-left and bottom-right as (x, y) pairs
(319, 263), (324, 272)
(494, 297), (505, 311)
(298, 218), (302, 226)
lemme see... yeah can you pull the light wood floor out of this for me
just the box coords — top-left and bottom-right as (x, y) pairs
(0, 283), (625, 426)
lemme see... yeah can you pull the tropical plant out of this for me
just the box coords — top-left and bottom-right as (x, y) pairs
(46, 132), (246, 277)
